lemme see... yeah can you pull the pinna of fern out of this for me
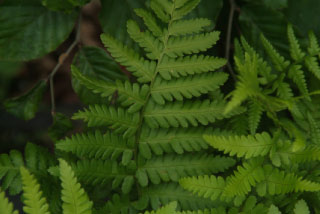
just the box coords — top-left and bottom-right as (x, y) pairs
(55, 0), (241, 212)
(180, 26), (320, 213)
(0, 159), (93, 214)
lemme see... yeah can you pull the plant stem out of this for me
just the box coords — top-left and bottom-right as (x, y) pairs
(49, 12), (82, 116)
(225, 0), (237, 81)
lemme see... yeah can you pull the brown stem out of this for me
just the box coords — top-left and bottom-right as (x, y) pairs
(49, 11), (82, 116)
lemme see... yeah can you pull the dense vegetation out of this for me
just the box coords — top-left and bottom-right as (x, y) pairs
(1, 0), (320, 213)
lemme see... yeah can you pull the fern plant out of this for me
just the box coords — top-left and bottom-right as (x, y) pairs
(179, 25), (320, 213)
(53, 0), (243, 212)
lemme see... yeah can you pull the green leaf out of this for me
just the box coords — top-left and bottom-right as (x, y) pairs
(165, 32), (220, 58)
(127, 20), (163, 60)
(140, 183), (217, 211)
(169, 18), (211, 36)
(0, 190), (18, 214)
(56, 131), (134, 165)
(144, 100), (240, 128)
(136, 154), (235, 186)
(0, 1), (77, 61)
(72, 105), (139, 138)
(99, 0), (144, 44)
(179, 175), (227, 201)
(268, 204), (281, 214)
(284, 0), (320, 38)
(151, 72), (228, 104)
(293, 199), (310, 214)
(101, 34), (156, 83)
(239, 4), (288, 57)
(59, 159), (93, 214)
(72, 65), (148, 113)
(72, 46), (126, 105)
(4, 80), (47, 120)
(142, 201), (177, 214)
(41, 0), (74, 11)
(204, 132), (274, 159)
(287, 24), (305, 62)
(20, 167), (50, 214)
(48, 112), (73, 141)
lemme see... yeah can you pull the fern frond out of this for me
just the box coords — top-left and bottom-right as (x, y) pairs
(179, 175), (227, 201)
(71, 66), (148, 113)
(136, 154), (235, 186)
(275, 81), (293, 99)
(287, 24), (305, 62)
(307, 31), (320, 56)
(268, 205), (281, 214)
(56, 131), (134, 165)
(177, 208), (226, 214)
(97, 194), (135, 214)
(0, 190), (18, 214)
(142, 201), (177, 214)
(100, 34), (156, 83)
(248, 100), (263, 134)
(223, 158), (265, 197)
(307, 112), (320, 145)
(0, 143), (55, 196)
(59, 159), (93, 214)
(127, 20), (163, 60)
(141, 183), (219, 211)
(304, 55), (320, 80)
(172, 0), (201, 20)
(0, 150), (24, 195)
(20, 167), (50, 214)
(144, 100), (237, 128)
(70, 160), (133, 191)
(134, 8), (163, 38)
(293, 199), (309, 214)
(260, 34), (290, 72)
(204, 132), (273, 159)
(274, 143), (320, 165)
(288, 65), (309, 99)
(139, 127), (223, 158)
(72, 105), (139, 138)
(169, 18), (211, 36)
(151, 72), (228, 104)
(150, 0), (171, 23)
(165, 32), (220, 58)
(224, 54), (261, 114)
(256, 165), (320, 196)
(158, 55), (226, 80)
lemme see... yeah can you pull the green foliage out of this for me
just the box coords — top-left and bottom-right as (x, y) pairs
(180, 21), (320, 213)
(2, 0), (320, 213)
(58, 0), (236, 212)
(4, 80), (47, 120)
(20, 167), (50, 214)
(0, 190), (18, 214)
(59, 159), (93, 214)
(0, 1), (77, 61)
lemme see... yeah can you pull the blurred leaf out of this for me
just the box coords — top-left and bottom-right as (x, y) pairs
(262, 0), (287, 9)
(72, 46), (127, 104)
(239, 3), (289, 57)
(243, 0), (287, 9)
(42, 0), (75, 11)
(0, 1), (77, 61)
(284, 0), (320, 37)
(0, 61), (22, 100)
(48, 112), (73, 141)
(99, 0), (145, 44)
(4, 80), (47, 120)
(294, 200), (310, 214)
(186, 0), (223, 26)
(68, 0), (91, 6)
